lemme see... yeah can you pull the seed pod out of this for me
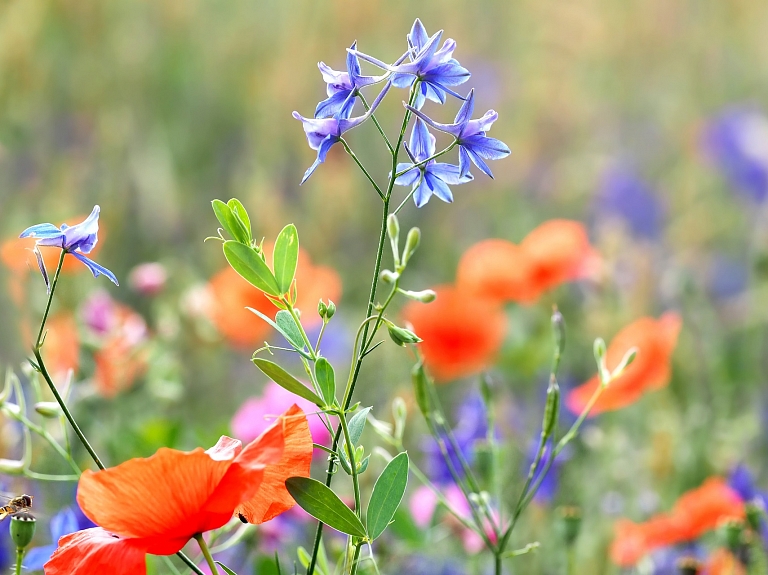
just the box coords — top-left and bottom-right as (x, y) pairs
(326, 300), (336, 319)
(10, 514), (36, 549)
(541, 376), (560, 440)
(402, 227), (421, 267)
(386, 323), (421, 346)
(411, 362), (430, 418)
(34, 402), (61, 419)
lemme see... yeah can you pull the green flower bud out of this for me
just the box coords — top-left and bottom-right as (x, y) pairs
(400, 289), (437, 303)
(746, 501), (765, 532)
(326, 300), (336, 319)
(380, 270), (399, 284)
(558, 506), (581, 546)
(721, 519), (744, 553)
(411, 362), (430, 418)
(0, 459), (25, 476)
(386, 322), (421, 346)
(10, 514), (36, 549)
(387, 213), (400, 265)
(358, 454), (370, 474)
(392, 396), (407, 441)
(318, 300), (328, 319)
(611, 347), (638, 379)
(34, 402), (61, 419)
(402, 227), (421, 267)
(542, 376), (560, 440)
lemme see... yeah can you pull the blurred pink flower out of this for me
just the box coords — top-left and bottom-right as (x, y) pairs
(232, 382), (331, 447)
(128, 262), (167, 295)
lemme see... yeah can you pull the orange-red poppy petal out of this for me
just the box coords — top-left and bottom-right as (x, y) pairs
(456, 240), (539, 304)
(44, 528), (147, 575)
(235, 404), (313, 524)
(671, 477), (745, 540)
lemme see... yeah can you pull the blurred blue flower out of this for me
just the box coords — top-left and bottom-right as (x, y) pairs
(23, 507), (79, 571)
(394, 118), (473, 207)
(596, 168), (664, 238)
(315, 41), (390, 119)
(649, 543), (705, 575)
(406, 89), (510, 178)
(293, 82), (392, 184)
(351, 19), (470, 110)
(703, 107), (768, 202)
(729, 464), (768, 544)
(708, 255), (748, 300)
(398, 555), (466, 575)
(18, 206), (118, 285)
(423, 392), (488, 485)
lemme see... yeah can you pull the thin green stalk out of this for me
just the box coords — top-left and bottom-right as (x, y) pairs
(358, 92), (394, 154)
(194, 534), (220, 575)
(393, 140), (458, 178)
(23, 470), (79, 481)
(348, 541), (364, 575)
(15, 547), (23, 575)
(338, 414), (361, 513)
(341, 139), (385, 200)
(11, 412), (81, 475)
(283, 300), (317, 360)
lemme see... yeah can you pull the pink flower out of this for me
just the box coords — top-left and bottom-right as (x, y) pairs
(128, 263), (167, 296)
(232, 382), (331, 447)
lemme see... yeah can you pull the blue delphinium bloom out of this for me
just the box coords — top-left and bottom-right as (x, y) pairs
(350, 19), (470, 110)
(406, 89), (510, 178)
(23, 507), (79, 571)
(394, 118), (473, 207)
(315, 41), (391, 119)
(19, 206), (119, 285)
(597, 168), (664, 239)
(293, 82), (392, 184)
(703, 107), (768, 203)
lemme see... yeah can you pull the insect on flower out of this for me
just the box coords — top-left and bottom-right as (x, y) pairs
(0, 494), (33, 521)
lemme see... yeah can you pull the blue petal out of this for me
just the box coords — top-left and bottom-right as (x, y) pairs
(71, 252), (119, 285)
(424, 172), (454, 203)
(422, 81), (447, 105)
(462, 134), (511, 160)
(392, 73), (416, 89)
(51, 508), (79, 539)
(409, 19), (430, 53)
(409, 118), (436, 161)
(346, 40), (361, 78)
(22, 545), (56, 571)
(458, 146), (472, 179)
(394, 164), (421, 187)
(19, 223), (62, 240)
(300, 135), (338, 184)
(424, 62), (471, 87)
(464, 146), (495, 178)
(405, 105), (462, 138)
(413, 176), (432, 208)
(454, 89), (475, 126)
(61, 205), (100, 252)
(428, 163), (473, 186)
(315, 90), (353, 119)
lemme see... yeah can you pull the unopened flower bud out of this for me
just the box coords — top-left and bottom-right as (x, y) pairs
(318, 300), (328, 319)
(392, 396), (407, 441)
(34, 402), (61, 419)
(358, 454), (370, 474)
(612, 347), (638, 379)
(402, 227), (421, 266)
(542, 376), (560, 440)
(326, 300), (336, 319)
(720, 519), (744, 553)
(10, 514), (36, 549)
(558, 506), (581, 546)
(387, 214), (400, 243)
(411, 362), (431, 418)
(380, 270), (399, 284)
(0, 459), (25, 475)
(551, 307), (566, 359)
(386, 322), (421, 346)
(400, 289), (437, 303)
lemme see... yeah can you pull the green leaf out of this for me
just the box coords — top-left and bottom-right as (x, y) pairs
(227, 198), (252, 240)
(273, 224), (299, 294)
(347, 407), (371, 446)
(223, 241), (280, 296)
(275, 310), (306, 351)
(366, 452), (409, 540)
(253, 358), (323, 407)
(285, 476), (367, 538)
(247, 308), (311, 360)
(215, 563), (238, 575)
(212, 200), (249, 244)
(314, 358), (336, 405)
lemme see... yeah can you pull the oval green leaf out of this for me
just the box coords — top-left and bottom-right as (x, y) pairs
(275, 310), (307, 352)
(227, 198), (252, 240)
(253, 358), (323, 407)
(314, 358), (336, 405)
(273, 224), (299, 294)
(223, 241), (280, 296)
(285, 476), (367, 538)
(366, 452), (409, 540)
(212, 200), (249, 244)
(347, 407), (371, 446)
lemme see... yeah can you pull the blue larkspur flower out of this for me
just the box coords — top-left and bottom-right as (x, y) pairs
(19, 206), (119, 285)
(315, 41), (391, 119)
(406, 89), (510, 178)
(23, 507), (79, 571)
(394, 118), (473, 207)
(350, 19), (470, 110)
(293, 82), (392, 184)
(597, 168), (664, 239)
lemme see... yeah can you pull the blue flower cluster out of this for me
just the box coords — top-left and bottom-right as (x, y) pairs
(294, 19), (511, 207)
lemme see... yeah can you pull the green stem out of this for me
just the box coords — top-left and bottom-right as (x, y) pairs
(283, 300), (317, 361)
(338, 414), (361, 513)
(495, 553), (502, 575)
(194, 533), (220, 575)
(340, 139), (385, 201)
(348, 541), (364, 575)
(358, 92), (394, 154)
(393, 140), (457, 179)
(11, 411), (81, 475)
(15, 547), (23, 575)
(23, 470), (79, 481)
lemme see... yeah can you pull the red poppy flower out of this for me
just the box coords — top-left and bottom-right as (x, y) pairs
(567, 312), (682, 415)
(456, 220), (598, 305)
(611, 515), (686, 567)
(45, 405), (312, 574)
(207, 247), (342, 349)
(41, 313), (80, 382)
(402, 284), (507, 382)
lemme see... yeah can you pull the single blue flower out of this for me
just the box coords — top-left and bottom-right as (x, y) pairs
(394, 118), (473, 207)
(19, 206), (119, 285)
(728, 464), (768, 545)
(293, 82), (392, 184)
(703, 107), (768, 203)
(315, 41), (390, 119)
(596, 167), (664, 239)
(406, 89), (510, 178)
(350, 19), (470, 110)
(23, 507), (79, 571)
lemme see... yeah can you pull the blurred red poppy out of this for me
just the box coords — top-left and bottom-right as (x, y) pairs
(567, 312), (682, 415)
(207, 247), (341, 349)
(45, 405), (312, 574)
(402, 284), (507, 382)
(611, 477), (744, 568)
(41, 313), (80, 383)
(456, 220), (598, 305)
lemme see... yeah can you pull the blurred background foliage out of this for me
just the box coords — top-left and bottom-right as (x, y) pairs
(2, 0), (768, 573)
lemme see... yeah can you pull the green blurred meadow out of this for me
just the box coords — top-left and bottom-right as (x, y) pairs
(2, 0), (768, 573)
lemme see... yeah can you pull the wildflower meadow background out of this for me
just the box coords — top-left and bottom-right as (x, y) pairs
(1, 1), (768, 574)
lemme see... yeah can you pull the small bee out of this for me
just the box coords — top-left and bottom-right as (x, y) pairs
(0, 494), (33, 521)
